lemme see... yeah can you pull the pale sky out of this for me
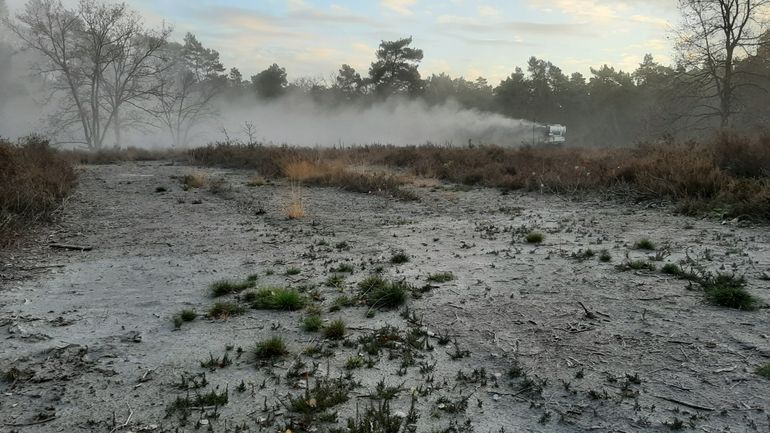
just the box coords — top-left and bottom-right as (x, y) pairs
(6, 0), (679, 84)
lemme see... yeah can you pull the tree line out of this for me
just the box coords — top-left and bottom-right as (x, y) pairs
(2, 0), (769, 148)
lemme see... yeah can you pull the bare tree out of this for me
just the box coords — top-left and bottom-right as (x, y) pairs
(7, 0), (169, 148)
(676, 0), (770, 128)
(148, 34), (225, 148)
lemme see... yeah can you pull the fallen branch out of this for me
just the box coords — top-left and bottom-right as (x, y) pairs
(109, 403), (133, 433)
(4, 416), (57, 427)
(653, 395), (714, 411)
(50, 244), (93, 252)
(577, 302), (596, 319)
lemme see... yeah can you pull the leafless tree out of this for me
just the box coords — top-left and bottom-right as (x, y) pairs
(675, 0), (770, 128)
(6, 0), (169, 148)
(147, 34), (225, 148)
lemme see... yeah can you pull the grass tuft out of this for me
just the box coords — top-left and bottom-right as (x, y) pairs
(599, 249), (612, 262)
(248, 288), (305, 310)
(427, 272), (455, 283)
(358, 275), (408, 309)
(662, 263), (682, 276)
(390, 252), (410, 264)
(255, 336), (289, 360)
(703, 274), (757, 310)
(210, 278), (256, 297)
(303, 315), (323, 332)
(173, 309), (197, 328)
(208, 302), (245, 319)
(525, 232), (544, 244)
(634, 238), (656, 250)
(756, 364), (770, 379)
(323, 319), (347, 340)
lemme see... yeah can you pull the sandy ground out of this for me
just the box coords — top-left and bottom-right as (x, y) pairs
(1, 162), (769, 433)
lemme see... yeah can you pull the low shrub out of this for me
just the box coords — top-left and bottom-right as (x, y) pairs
(0, 136), (78, 245)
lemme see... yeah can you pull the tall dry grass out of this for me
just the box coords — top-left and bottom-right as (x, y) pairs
(190, 133), (770, 220)
(1, 136), (78, 246)
(63, 147), (188, 165)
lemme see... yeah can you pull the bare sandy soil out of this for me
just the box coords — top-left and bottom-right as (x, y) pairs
(1, 162), (769, 433)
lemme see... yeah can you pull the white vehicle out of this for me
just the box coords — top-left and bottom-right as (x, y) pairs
(527, 124), (567, 145)
(545, 124), (567, 144)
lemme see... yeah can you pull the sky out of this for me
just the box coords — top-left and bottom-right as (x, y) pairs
(5, 0), (679, 85)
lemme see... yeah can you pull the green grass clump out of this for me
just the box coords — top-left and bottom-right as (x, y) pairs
(599, 249), (612, 262)
(255, 336), (289, 360)
(427, 272), (455, 283)
(634, 238), (656, 250)
(358, 275), (408, 309)
(332, 263), (355, 273)
(303, 315), (323, 332)
(249, 288), (305, 310)
(390, 252), (410, 264)
(173, 309), (197, 328)
(525, 232), (544, 244)
(756, 364), (770, 379)
(323, 319), (347, 340)
(330, 295), (354, 311)
(703, 274), (757, 310)
(345, 356), (364, 370)
(209, 302), (245, 319)
(326, 274), (346, 288)
(210, 278), (256, 297)
(662, 263), (682, 276)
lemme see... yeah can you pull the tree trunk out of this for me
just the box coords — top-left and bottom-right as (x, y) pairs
(114, 105), (122, 148)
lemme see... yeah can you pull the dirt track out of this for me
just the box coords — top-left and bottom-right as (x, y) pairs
(1, 162), (769, 433)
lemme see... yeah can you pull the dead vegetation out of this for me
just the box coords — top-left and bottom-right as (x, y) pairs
(64, 147), (187, 165)
(0, 136), (78, 246)
(190, 133), (770, 220)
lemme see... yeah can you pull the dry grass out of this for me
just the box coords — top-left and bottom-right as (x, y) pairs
(64, 147), (187, 165)
(246, 174), (267, 186)
(0, 136), (78, 246)
(190, 133), (770, 220)
(181, 172), (208, 189)
(284, 160), (308, 219)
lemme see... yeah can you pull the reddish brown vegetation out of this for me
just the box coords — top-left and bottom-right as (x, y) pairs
(191, 133), (770, 219)
(0, 136), (78, 246)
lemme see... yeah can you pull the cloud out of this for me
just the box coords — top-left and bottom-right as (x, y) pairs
(478, 5), (499, 17)
(435, 15), (596, 38)
(381, 0), (417, 16)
